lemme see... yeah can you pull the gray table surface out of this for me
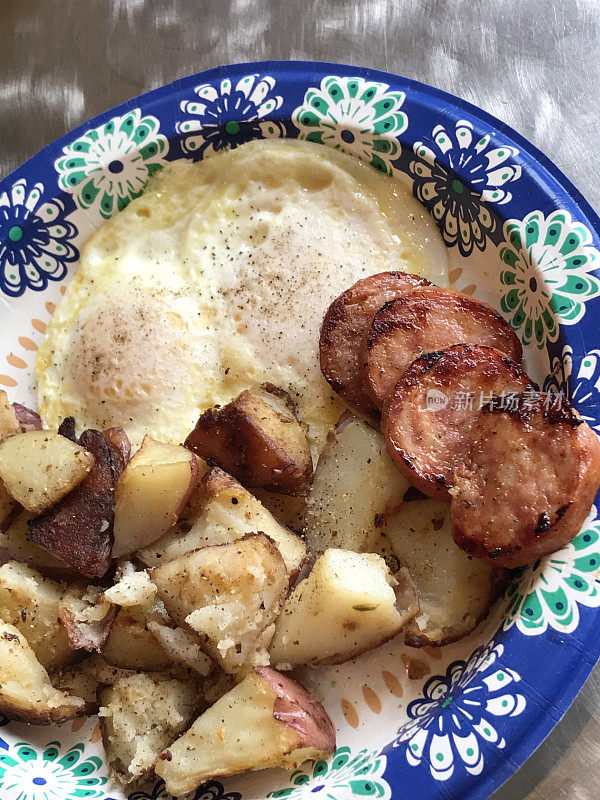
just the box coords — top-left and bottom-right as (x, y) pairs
(1, 1), (599, 798)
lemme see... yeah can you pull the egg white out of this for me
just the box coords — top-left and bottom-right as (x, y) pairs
(37, 139), (448, 451)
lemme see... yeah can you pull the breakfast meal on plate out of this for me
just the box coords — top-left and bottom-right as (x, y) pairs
(0, 138), (599, 797)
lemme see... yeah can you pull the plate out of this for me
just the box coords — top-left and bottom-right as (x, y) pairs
(0, 60), (599, 800)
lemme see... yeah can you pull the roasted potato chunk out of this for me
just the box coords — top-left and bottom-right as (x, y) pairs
(147, 620), (212, 676)
(50, 662), (101, 715)
(102, 570), (157, 607)
(270, 549), (418, 668)
(59, 585), (115, 653)
(100, 672), (201, 783)
(0, 431), (94, 513)
(101, 604), (172, 672)
(0, 619), (85, 723)
(304, 415), (408, 558)
(152, 534), (288, 675)
(27, 429), (124, 579)
(112, 436), (203, 559)
(385, 497), (507, 646)
(0, 561), (74, 670)
(138, 468), (306, 580)
(0, 481), (16, 529)
(156, 667), (335, 797)
(0, 392), (21, 442)
(185, 388), (312, 495)
(0, 511), (75, 579)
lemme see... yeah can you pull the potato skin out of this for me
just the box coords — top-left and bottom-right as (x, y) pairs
(185, 389), (312, 495)
(0, 620), (86, 724)
(365, 287), (523, 407)
(12, 403), (43, 433)
(0, 698), (85, 726)
(102, 427), (131, 468)
(319, 271), (431, 419)
(451, 393), (600, 567)
(156, 669), (335, 796)
(27, 429), (123, 578)
(382, 345), (535, 500)
(256, 667), (336, 755)
(385, 497), (509, 648)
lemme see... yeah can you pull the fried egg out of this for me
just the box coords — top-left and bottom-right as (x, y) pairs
(37, 139), (448, 451)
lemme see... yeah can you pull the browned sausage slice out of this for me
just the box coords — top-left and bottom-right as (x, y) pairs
(319, 271), (431, 418)
(451, 392), (600, 567)
(365, 287), (523, 407)
(382, 344), (536, 499)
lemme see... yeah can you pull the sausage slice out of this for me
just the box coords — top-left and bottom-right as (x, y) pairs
(319, 271), (431, 418)
(365, 287), (523, 407)
(451, 392), (600, 567)
(382, 344), (536, 499)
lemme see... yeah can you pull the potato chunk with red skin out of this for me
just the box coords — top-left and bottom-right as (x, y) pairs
(155, 668), (335, 797)
(382, 345), (535, 500)
(0, 511), (76, 580)
(364, 287), (523, 407)
(12, 403), (43, 433)
(319, 271), (432, 419)
(185, 388), (312, 495)
(0, 619), (85, 724)
(27, 429), (124, 579)
(451, 393), (600, 567)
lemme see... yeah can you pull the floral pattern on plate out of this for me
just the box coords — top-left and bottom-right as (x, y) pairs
(503, 506), (600, 635)
(177, 74), (285, 158)
(0, 740), (107, 800)
(128, 778), (241, 800)
(267, 746), (391, 800)
(544, 344), (600, 431)
(499, 209), (600, 348)
(409, 119), (521, 256)
(292, 76), (407, 174)
(394, 642), (526, 782)
(0, 178), (78, 297)
(55, 109), (169, 219)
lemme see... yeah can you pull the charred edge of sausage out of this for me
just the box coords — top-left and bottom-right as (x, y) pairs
(322, 375), (345, 393)
(397, 345), (536, 394)
(535, 504), (572, 536)
(408, 349), (446, 375)
(366, 298), (414, 348)
(319, 292), (351, 346)
(535, 512), (551, 535)
(454, 534), (521, 562)
(388, 440), (450, 489)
